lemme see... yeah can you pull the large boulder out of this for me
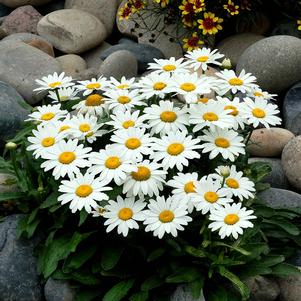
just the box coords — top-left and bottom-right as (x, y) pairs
(0, 0), (52, 8)
(277, 268), (301, 301)
(236, 36), (301, 93)
(37, 9), (107, 54)
(56, 54), (87, 78)
(44, 278), (76, 301)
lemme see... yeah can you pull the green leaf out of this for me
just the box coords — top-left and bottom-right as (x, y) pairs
(263, 219), (300, 236)
(248, 162), (272, 182)
(75, 288), (102, 301)
(185, 246), (206, 258)
(78, 210), (89, 226)
(211, 242), (251, 256)
(129, 291), (149, 301)
(40, 192), (59, 209)
(141, 275), (164, 291)
(188, 277), (204, 299)
(10, 123), (35, 143)
(70, 270), (101, 285)
(271, 263), (301, 277)
(166, 267), (201, 283)
(101, 245), (124, 271)
(260, 255), (285, 267)
(103, 279), (135, 301)
(147, 248), (165, 262)
(0, 191), (25, 201)
(238, 264), (272, 279)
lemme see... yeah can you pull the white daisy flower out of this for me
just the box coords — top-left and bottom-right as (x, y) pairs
(209, 202), (256, 239)
(240, 97), (281, 129)
(200, 128), (245, 162)
(48, 87), (78, 102)
(34, 72), (74, 92)
(76, 76), (109, 96)
(189, 99), (235, 132)
(110, 128), (154, 162)
(26, 104), (68, 123)
(108, 76), (136, 90)
(106, 110), (146, 130)
(51, 114), (73, 137)
(123, 160), (167, 197)
(167, 172), (199, 213)
(247, 87), (277, 101)
(27, 123), (67, 159)
(216, 69), (257, 95)
(69, 114), (106, 143)
(185, 47), (224, 71)
(192, 176), (233, 214)
(103, 196), (146, 237)
(40, 139), (91, 180)
(143, 100), (189, 136)
(143, 196), (192, 239)
(151, 130), (201, 171)
(88, 145), (136, 185)
(147, 57), (189, 74)
(72, 94), (107, 116)
(58, 172), (112, 213)
(104, 89), (145, 113)
(91, 206), (106, 217)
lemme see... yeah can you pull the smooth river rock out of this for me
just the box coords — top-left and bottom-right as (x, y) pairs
(56, 54), (87, 78)
(170, 285), (205, 301)
(277, 268), (301, 301)
(44, 278), (75, 301)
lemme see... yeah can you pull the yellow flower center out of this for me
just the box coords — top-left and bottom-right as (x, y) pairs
(118, 96), (131, 104)
(198, 97), (209, 104)
(203, 112), (218, 121)
(159, 210), (175, 223)
(184, 181), (196, 193)
(224, 105), (238, 116)
(79, 123), (91, 133)
(125, 138), (141, 149)
(131, 166), (151, 181)
(153, 82), (167, 90)
(228, 78), (243, 86)
(105, 156), (121, 169)
(59, 125), (71, 132)
(160, 111), (177, 122)
(252, 108), (266, 118)
(224, 213), (240, 225)
(118, 208), (133, 221)
(204, 191), (219, 203)
(86, 83), (101, 89)
(41, 137), (55, 147)
(122, 120), (135, 129)
(75, 184), (93, 197)
(226, 178), (239, 189)
(253, 91), (263, 97)
(86, 131), (94, 137)
(48, 81), (62, 88)
(58, 152), (76, 164)
(117, 84), (129, 89)
(85, 94), (104, 106)
(163, 64), (176, 71)
(215, 138), (230, 148)
(41, 112), (55, 121)
(180, 83), (196, 92)
(167, 143), (185, 156)
(197, 56), (209, 62)
(60, 96), (69, 101)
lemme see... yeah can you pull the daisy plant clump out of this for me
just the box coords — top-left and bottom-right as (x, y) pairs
(1, 49), (301, 301)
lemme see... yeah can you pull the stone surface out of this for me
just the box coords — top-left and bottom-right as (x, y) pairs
(170, 285), (205, 301)
(1, 5), (42, 35)
(27, 38), (54, 57)
(248, 158), (289, 189)
(65, 0), (118, 37)
(100, 39), (165, 72)
(0, 0), (52, 7)
(0, 214), (42, 301)
(56, 54), (87, 78)
(217, 33), (264, 67)
(44, 278), (75, 301)
(272, 21), (301, 39)
(245, 276), (280, 301)
(282, 136), (301, 190)
(236, 36), (301, 93)
(0, 81), (30, 142)
(258, 188), (301, 209)
(277, 267), (301, 301)
(0, 40), (61, 104)
(76, 67), (98, 81)
(81, 41), (111, 68)
(98, 50), (138, 80)
(0, 173), (19, 193)
(37, 9), (107, 54)
(283, 82), (301, 136)
(2, 32), (50, 43)
(248, 128), (294, 158)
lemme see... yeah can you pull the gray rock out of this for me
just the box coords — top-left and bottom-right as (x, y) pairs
(0, 40), (61, 104)
(98, 50), (138, 80)
(2, 32), (50, 44)
(44, 278), (75, 301)
(283, 82), (301, 136)
(81, 42), (111, 68)
(56, 54), (87, 78)
(258, 188), (301, 209)
(170, 285), (205, 301)
(0, 172), (19, 193)
(0, 3), (11, 17)
(217, 33), (264, 67)
(245, 276), (280, 301)
(75, 67), (98, 81)
(277, 267), (301, 301)
(37, 9), (107, 54)
(271, 21), (301, 39)
(0, 0), (52, 8)
(236, 36), (301, 94)
(100, 40), (165, 72)
(0, 81), (30, 142)
(248, 158), (289, 189)
(0, 214), (42, 301)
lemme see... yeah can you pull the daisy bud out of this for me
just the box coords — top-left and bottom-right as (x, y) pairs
(221, 58), (232, 70)
(5, 142), (17, 150)
(220, 166), (230, 178)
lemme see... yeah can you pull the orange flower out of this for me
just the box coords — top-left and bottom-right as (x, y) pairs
(118, 4), (133, 20)
(183, 32), (204, 51)
(189, 0), (205, 13)
(182, 13), (197, 27)
(223, 0), (239, 15)
(129, 0), (146, 11)
(179, 0), (195, 15)
(198, 12), (223, 35)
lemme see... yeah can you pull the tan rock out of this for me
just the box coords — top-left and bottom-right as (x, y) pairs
(27, 38), (54, 57)
(56, 54), (87, 78)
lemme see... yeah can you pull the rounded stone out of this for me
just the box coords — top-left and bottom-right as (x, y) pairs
(27, 38), (54, 57)
(0, 173), (19, 193)
(248, 128), (294, 157)
(2, 32), (50, 43)
(56, 54), (87, 78)
(170, 285), (205, 301)
(217, 33), (264, 67)
(44, 278), (75, 301)
(81, 41), (111, 68)
(0, 0), (52, 8)
(278, 267), (301, 301)
(236, 36), (301, 93)
(37, 9), (107, 54)
(282, 136), (301, 190)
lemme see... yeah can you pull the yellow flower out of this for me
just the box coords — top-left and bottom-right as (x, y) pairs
(189, 0), (205, 13)
(223, 0), (239, 15)
(154, 0), (169, 8)
(179, 0), (194, 15)
(182, 13), (197, 27)
(298, 20), (301, 31)
(118, 4), (133, 20)
(198, 12), (223, 35)
(183, 32), (204, 51)
(129, 0), (146, 12)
